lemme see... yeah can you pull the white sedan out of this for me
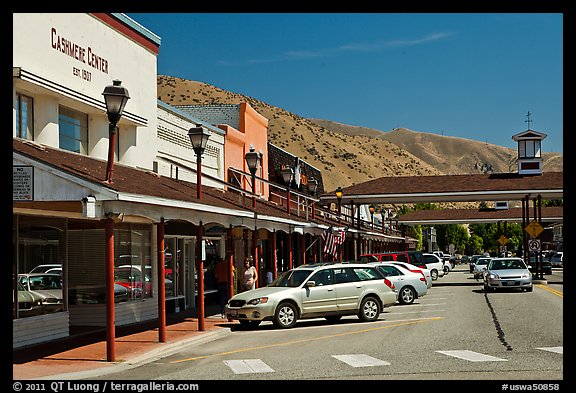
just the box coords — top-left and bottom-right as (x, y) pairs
(370, 262), (428, 304)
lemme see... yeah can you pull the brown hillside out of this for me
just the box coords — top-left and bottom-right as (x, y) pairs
(157, 75), (443, 195)
(310, 120), (563, 175)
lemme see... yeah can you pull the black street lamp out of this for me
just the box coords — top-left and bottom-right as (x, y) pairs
(245, 146), (261, 208)
(102, 80), (130, 184)
(281, 166), (294, 214)
(335, 187), (343, 225)
(369, 205), (375, 229)
(188, 125), (212, 200)
(308, 177), (318, 220)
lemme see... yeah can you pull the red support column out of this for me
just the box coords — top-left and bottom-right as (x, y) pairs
(196, 222), (205, 331)
(104, 218), (116, 362)
(157, 218), (166, 343)
(252, 227), (259, 288)
(288, 232), (293, 270)
(271, 230), (278, 280)
(226, 225), (234, 299)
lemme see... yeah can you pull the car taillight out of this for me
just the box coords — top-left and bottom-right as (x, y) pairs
(410, 270), (427, 282)
(384, 278), (395, 290)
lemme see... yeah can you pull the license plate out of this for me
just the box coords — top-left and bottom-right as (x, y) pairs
(229, 310), (238, 317)
(506, 281), (516, 286)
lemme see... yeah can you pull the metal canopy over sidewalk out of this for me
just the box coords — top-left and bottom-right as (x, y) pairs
(320, 172), (563, 205)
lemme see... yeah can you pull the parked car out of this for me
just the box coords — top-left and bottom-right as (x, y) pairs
(358, 252), (411, 264)
(421, 253), (445, 280)
(115, 265), (153, 298)
(473, 257), (492, 279)
(384, 261), (433, 289)
(469, 254), (485, 273)
(370, 262), (428, 304)
(225, 263), (397, 329)
(483, 257), (533, 292)
(550, 252), (563, 267)
(528, 253), (553, 275)
(29, 264), (62, 275)
(18, 273), (64, 313)
(15, 282), (47, 317)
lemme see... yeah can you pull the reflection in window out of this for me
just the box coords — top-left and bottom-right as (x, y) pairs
(16, 93), (34, 140)
(14, 215), (65, 319)
(59, 106), (88, 154)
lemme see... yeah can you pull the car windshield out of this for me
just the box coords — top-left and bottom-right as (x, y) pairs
(269, 269), (313, 287)
(477, 259), (490, 266)
(24, 275), (63, 290)
(489, 259), (527, 270)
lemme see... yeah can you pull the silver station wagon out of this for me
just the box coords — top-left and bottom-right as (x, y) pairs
(225, 263), (397, 329)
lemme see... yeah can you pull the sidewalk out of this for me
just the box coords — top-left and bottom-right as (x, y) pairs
(13, 308), (237, 380)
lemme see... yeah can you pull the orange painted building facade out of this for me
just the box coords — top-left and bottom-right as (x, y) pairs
(219, 102), (269, 200)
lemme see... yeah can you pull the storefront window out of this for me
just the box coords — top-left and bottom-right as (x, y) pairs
(114, 226), (152, 301)
(14, 215), (66, 319)
(67, 222), (152, 304)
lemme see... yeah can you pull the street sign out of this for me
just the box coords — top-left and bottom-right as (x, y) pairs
(528, 239), (541, 253)
(498, 235), (508, 246)
(525, 220), (544, 238)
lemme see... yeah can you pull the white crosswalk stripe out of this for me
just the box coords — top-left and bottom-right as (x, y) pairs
(436, 350), (508, 362)
(223, 359), (275, 374)
(537, 346), (563, 354)
(332, 354), (390, 367)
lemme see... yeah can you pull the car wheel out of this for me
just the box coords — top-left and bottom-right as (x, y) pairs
(358, 296), (380, 322)
(399, 286), (416, 305)
(274, 302), (298, 329)
(525, 285), (533, 292)
(443, 266), (449, 274)
(430, 269), (438, 281)
(324, 315), (343, 323)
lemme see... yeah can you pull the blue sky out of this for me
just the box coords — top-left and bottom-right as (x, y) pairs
(127, 13), (563, 153)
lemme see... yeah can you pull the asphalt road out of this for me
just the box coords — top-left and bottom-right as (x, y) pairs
(91, 267), (564, 384)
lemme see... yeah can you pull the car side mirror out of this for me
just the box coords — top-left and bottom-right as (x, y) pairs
(305, 280), (316, 288)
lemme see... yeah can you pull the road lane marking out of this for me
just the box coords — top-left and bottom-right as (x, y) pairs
(389, 310), (445, 315)
(170, 317), (443, 364)
(535, 284), (563, 298)
(332, 354), (390, 367)
(436, 350), (508, 362)
(224, 359), (275, 374)
(537, 346), (563, 354)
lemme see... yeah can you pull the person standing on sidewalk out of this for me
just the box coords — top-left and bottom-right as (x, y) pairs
(214, 257), (232, 318)
(241, 257), (258, 292)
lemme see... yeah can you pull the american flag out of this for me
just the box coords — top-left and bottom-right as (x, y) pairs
(321, 226), (347, 256)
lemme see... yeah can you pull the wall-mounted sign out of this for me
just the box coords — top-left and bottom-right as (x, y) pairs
(13, 166), (34, 201)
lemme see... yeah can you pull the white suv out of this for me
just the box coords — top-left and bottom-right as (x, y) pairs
(421, 253), (445, 281)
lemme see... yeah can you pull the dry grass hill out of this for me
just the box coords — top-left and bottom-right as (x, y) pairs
(157, 75), (563, 210)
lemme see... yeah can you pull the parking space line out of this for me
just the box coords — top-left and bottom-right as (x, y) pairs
(537, 346), (563, 354)
(436, 350), (508, 362)
(223, 359), (275, 374)
(332, 354), (390, 367)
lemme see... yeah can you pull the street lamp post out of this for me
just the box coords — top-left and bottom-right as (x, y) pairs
(245, 146), (261, 208)
(102, 80), (130, 184)
(308, 177), (318, 220)
(335, 187), (343, 226)
(281, 167), (294, 215)
(369, 205), (375, 229)
(188, 125), (212, 200)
